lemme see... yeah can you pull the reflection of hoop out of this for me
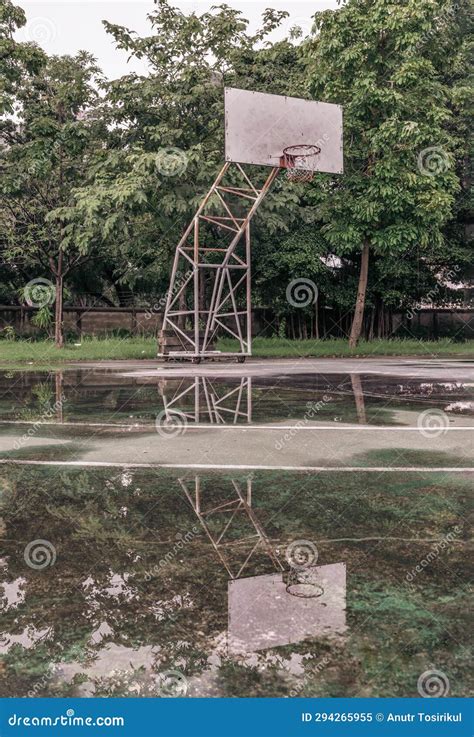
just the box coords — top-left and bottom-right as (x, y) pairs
(280, 144), (321, 182)
(285, 567), (325, 598)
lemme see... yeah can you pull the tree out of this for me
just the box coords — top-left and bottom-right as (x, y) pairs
(437, 0), (473, 305)
(0, 0), (45, 115)
(1, 50), (106, 346)
(304, 0), (461, 347)
(59, 2), (302, 313)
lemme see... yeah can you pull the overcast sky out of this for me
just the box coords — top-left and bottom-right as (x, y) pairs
(15, 1), (338, 80)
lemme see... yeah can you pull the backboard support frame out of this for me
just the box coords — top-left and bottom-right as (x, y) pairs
(159, 161), (279, 362)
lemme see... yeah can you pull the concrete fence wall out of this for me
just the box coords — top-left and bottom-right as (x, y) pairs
(398, 309), (473, 339)
(0, 305), (273, 338)
(0, 306), (162, 336)
(0, 305), (472, 339)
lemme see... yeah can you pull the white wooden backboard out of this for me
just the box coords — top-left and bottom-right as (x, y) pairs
(224, 88), (343, 174)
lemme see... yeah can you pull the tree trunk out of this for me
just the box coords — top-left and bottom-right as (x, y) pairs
(349, 240), (370, 349)
(368, 306), (375, 341)
(54, 274), (64, 348)
(350, 373), (367, 424)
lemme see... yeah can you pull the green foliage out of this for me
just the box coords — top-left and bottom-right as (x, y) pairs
(300, 0), (471, 328)
(1, 324), (15, 340)
(0, 0), (471, 342)
(1, 49), (105, 265)
(0, 0), (45, 114)
(30, 305), (53, 332)
(55, 2), (304, 304)
(1, 32), (107, 344)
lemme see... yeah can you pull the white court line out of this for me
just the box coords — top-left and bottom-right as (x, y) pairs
(0, 459), (472, 472)
(0, 420), (141, 429)
(0, 420), (472, 431)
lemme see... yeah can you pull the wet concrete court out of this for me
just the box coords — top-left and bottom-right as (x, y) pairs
(0, 358), (472, 697)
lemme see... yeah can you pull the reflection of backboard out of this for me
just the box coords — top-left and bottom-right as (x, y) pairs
(224, 88), (343, 174)
(228, 563), (347, 653)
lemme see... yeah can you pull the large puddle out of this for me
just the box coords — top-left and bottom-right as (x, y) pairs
(0, 366), (472, 697)
(0, 368), (473, 427)
(0, 465), (471, 698)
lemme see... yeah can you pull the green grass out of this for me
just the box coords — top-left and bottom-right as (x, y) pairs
(218, 336), (473, 358)
(0, 336), (154, 366)
(0, 335), (472, 366)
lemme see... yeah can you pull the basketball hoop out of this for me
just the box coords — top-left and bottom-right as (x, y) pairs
(280, 144), (321, 182)
(285, 567), (325, 598)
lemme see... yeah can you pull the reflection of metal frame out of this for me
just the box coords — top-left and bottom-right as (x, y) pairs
(159, 163), (279, 361)
(179, 475), (347, 654)
(179, 476), (283, 579)
(161, 377), (252, 425)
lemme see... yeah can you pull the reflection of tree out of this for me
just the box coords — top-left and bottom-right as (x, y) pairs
(350, 373), (366, 424)
(0, 466), (468, 697)
(0, 467), (228, 696)
(15, 380), (54, 422)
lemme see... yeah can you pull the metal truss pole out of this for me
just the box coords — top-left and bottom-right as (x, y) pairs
(159, 163), (279, 362)
(179, 476), (284, 579)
